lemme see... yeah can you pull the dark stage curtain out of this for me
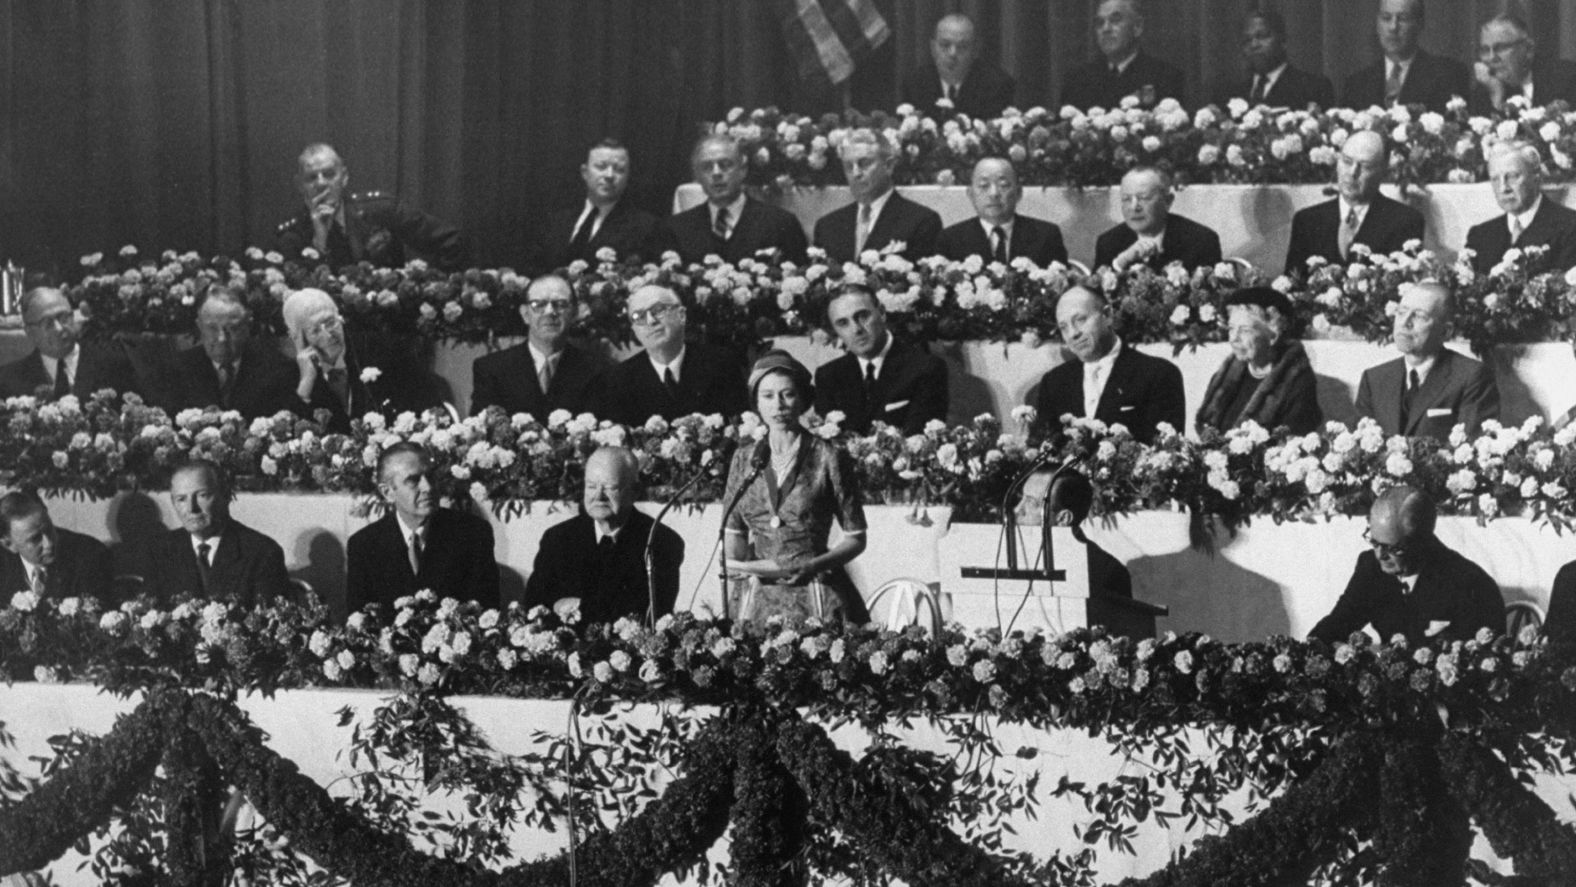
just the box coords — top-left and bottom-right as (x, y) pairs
(4, 0), (1576, 275)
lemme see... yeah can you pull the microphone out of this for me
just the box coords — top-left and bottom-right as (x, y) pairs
(1000, 446), (1058, 570)
(645, 463), (711, 626)
(716, 439), (770, 620)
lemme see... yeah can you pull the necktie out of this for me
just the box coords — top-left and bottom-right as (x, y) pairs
(196, 542), (212, 594)
(1250, 75), (1267, 104)
(1384, 63), (1403, 106)
(663, 367), (679, 399)
(218, 362), (237, 407)
(32, 566), (47, 596)
(863, 360), (878, 417)
(569, 210), (597, 256)
(991, 226), (1008, 263)
(538, 354), (556, 395)
(1400, 368), (1421, 429)
(855, 204), (873, 255)
(1509, 215), (1524, 244)
(944, 82), (956, 102)
(1339, 207), (1359, 257)
(326, 366), (349, 406)
(713, 206), (731, 240)
(408, 531), (423, 577)
(53, 363), (70, 399)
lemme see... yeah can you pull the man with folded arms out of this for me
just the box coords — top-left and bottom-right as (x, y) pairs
(1094, 166), (1221, 273)
(1310, 485), (1502, 645)
(528, 138), (657, 272)
(1284, 131), (1424, 276)
(935, 157), (1067, 267)
(1060, 0), (1184, 111)
(813, 129), (941, 264)
(0, 286), (138, 400)
(1341, 0), (1468, 112)
(1464, 142), (1576, 275)
(657, 135), (808, 266)
(900, 13), (1016, 119)
(526, 446), (684, 625)
(813, 283), (947, 435)
(145, 460), (289, 607)
(1033, 286), (1182, 444)
(470, 274), (603, 419)
(165, 284), (297, 417)
(1355, 281), (1497, 439)
(0, 491), (114, 604)
(596, 285), (748, 425)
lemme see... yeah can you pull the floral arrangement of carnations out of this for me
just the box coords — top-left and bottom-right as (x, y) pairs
(6, 386), (1576, 530)
(708, 96), (1576, 191)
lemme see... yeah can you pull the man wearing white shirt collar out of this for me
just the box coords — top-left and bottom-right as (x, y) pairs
(596, 284), (749, 425)
(813, 284), (949, 435)
(658, 135), (809, 265)
(1228, 9), (1333, 110)
(1356, 281), (1498, 438)
(145, 459), (289, 607)
(0, 491), (113, 604)
(1285, 131), (1425, 275)
(938, 158), (1070, 267)
(1465, 141), (1576, 275)
(811, 128), (942, 263)
(1472, 13), (1576, 115)
(576, 141), (631, 246)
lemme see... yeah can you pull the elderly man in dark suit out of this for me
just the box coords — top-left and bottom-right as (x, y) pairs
(936, 157), (1067, 267)
(1310, 486), (1503, 645)
(813, 129), (941, 264)
(1060, 0), (1184, 110)
(1469, 14), (1576, 115)
(470, 274), (603, 419)
(526, 446), (684, 625)
(597, 284), (748, 425)
(900, 13), (1016, 119)
(1215, 9), (1333, 109)
(276, 143), (466, 271)
(0, 491), (114, 604)
(345, 443), (499, 616)
(1033, 287), (1183, 444)
(282, 288), (432, 433)
(1464, 142), (1576, 275)
(165, 284), (298, 417)
(1285, 131), (1425, 276)
(145, 460), (290, 607)
(1342, 0), (1469, 112)
(813, 284), (947, 435)
(528, 138), (658, 272)
(1356, 281), (1497, 439)
(656, 135), (808, 266)
(1094, 166), (1221, 273)
(0, 286), (139, 401)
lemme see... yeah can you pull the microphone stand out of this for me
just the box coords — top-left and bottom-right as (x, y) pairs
(645, 466), (710, 626)
(717, 445), (768, 621)
(1000, 446), (1056, 570)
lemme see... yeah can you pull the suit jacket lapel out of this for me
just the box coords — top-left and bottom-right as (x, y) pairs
(1094, 349), (1133, 418)
(868, 195), (904, 249)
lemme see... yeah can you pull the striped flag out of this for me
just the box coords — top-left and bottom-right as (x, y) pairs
(778, 0), (890, 87)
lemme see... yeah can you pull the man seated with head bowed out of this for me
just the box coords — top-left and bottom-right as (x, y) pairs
(276, 142), (467, 271)
(1016, 469), (1132, 600)
(1310, 485), (1504, 645)
(144, 459), (290, 608)
(900, 13), (1016, 119)
(163, 283), (298, 417)
(1032, 286), (1183, 445)
(1214, 9), (1333, 110)
(1356, 280), (1497, 439)
(1060, 0), (1185, 111)
(1341, 0), (1469, 113)
(0, 491), (114, 605)
(0, 286), (139, 401)
(813, 283), (948, 436)
(1470, 13), (1576, 116)
(596, 284), (749, 426)
(528, 138), (657, 273)
(813, 128), (941, 264)
(1094, 166), (1222, 274)
(935, 157), (1067, 267)
(656, 134), (808, 266)
(1284, 130), (1424, 277)
(1465, 142), (1576, 276)
(1196, 287), (1321, 435)
(283, 287), (426, 434)
(470, 274), (603, 419)
(346, 442), (499, 617)
(525, 446), (684, 626)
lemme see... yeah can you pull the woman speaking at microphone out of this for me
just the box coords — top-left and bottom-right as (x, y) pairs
(722, 351), (869, 623)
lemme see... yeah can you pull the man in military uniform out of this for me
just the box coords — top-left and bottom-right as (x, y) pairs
(276, 143), (468, 271)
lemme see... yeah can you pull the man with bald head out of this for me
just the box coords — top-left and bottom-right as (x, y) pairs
(471, 274), (604, 418)
(0, 286), (139, 400)
(1285, 130), (1424, 276)
(596, 284), (748, 425)
(657, 134), (808, 265)
(1032, 286), (1183, 443)
(1060, 0), (1185, 110)
(526, 446), (685, 625)
(1469, 13), (1576, 116)
(1356, 281), (1497, 439)
(1464, 142), (1576, 275)
(1342, 0), (1469, 112)
(1310, 485), (1502, 645)
(935, 157), (1067, 266)
(1094, 167), (1221, 273)
(901, 13), (1016, 119)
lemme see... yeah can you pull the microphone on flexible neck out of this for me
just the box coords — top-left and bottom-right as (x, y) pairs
(646, 463), (710, 626)
(717, 439), (771, 619)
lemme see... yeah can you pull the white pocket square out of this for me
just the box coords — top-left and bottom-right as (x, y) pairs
(1425, 408), (1452, 418)
(884, 400), (910, 412)
(1425, 620), (1451, 637)
(1118, 405), (1136, 412)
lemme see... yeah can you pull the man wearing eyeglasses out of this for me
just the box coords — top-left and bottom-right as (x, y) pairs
(525, 446), (684, 626)
(1463, 142), (1576, 276)
(1309, 485), (1503, 645)
(282, 288), (430, 433)
(595, 284), (747, 426)
(1469, 14), (1576, 115)
(0, 286), (138, 400)
(470, 274), (604, 419)
(163, 284), (298, 417)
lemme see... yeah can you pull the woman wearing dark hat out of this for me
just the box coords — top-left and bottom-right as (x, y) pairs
(722, 350), (869, 623)
(1195, 287), (1322, 435)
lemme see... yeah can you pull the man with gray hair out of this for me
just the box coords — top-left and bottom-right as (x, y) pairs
(656, 134), (807, 265)
(164, 284), (298, 416)
(900, 13), (1016, 119)
(813, 129), (941, 263)
(1060, 0), (1184, 110)
(1310, 485), (1502, 645)
(1464, 141), (1576, 274)
(596, 284), (748, 424)
(1355, 281), (1497, 439)
(276, 142), (467, 271)
(0, 286), (138, 400)
(1469, 13), (1576, 115)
